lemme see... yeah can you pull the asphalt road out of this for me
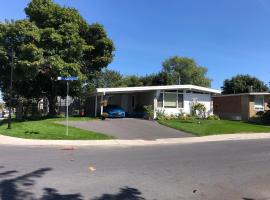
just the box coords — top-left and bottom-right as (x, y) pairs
(1, 140), (270, 200)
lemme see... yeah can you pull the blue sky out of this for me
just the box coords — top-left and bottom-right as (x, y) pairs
(0, 0), (270, 98)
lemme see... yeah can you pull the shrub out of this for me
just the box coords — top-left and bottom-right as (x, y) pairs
(191, 103), (206, 118)
(256, 111), (264, 117)
(101, 112), (109, 120)
(207, 115), (220, 120)
(263, 110), (270, 121)
(156, 109), (166, 120)
(143, 105), (154, 120)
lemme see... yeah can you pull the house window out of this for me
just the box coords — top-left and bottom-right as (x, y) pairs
(254, 96), (264, 111)
(178, 94), (184, 108)
(157, 93), (163, 107)
(157, 90), (184, 108)
(164, 92), (177, 108)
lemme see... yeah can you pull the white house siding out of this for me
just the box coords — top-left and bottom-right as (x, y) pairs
(156, 92), (213, 116)
(184, 93), (212, 115)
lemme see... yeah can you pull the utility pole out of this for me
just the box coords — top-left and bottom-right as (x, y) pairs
(8, 48), (14, 129)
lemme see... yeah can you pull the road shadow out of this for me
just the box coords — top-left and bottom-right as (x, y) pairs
(0, 167), (146, 200)
(92, 187), (146, 200)
(0, 167), (83, 200)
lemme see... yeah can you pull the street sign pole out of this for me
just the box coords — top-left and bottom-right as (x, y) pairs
(57, 76), (78, 137)
(66, 81), (69, 136)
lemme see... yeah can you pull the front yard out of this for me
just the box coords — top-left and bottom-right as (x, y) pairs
(0, 117), (114, 140)
(158, 119), (270, 136)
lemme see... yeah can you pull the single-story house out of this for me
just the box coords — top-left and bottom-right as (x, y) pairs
(213, 92), (270, 121)
(86, 85), (221, 118)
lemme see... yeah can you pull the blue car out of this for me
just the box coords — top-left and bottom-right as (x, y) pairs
(103, 105), (126, 118)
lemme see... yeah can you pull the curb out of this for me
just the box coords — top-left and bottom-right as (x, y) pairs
(1, 133), (270, 147)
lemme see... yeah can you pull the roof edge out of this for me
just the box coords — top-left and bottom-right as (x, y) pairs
(96, 84), (221, 94)
(214, 92), (270, 97)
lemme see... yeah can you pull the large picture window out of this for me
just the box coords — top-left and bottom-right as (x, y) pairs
(164, 92), (177, 108)
(254, 95), (264, 111)
(157, 90), (184, 109)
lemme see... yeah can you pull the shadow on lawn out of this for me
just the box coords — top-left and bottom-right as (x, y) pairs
(245, 121), (270, 127)
(24, 131), (40, 135)
(0, 167), (146, 200)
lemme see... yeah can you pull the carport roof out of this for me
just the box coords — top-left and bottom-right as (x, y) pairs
(96, 84), (221, 94)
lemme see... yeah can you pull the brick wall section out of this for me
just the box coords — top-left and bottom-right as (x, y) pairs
(213, 96), (242, 119)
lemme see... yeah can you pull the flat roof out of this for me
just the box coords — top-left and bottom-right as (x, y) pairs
(214, 92), (270, 97)
(96, 84), (221, 94)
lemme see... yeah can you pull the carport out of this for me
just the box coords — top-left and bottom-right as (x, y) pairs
(94, 89), (155, 117)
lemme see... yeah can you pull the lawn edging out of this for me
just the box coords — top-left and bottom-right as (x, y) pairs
(1, 132), (270, 147)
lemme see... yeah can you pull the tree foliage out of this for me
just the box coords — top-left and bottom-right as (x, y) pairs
(85, 55), (212, 90)
(0, 0), (114, 115)
(222, 74), (269, 94)
(161, 56), (211, 87)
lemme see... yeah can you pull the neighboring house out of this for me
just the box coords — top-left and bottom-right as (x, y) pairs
(87, 85), (221, 118)
(37, 97), (82, 116)
(213, 92), (270, 121)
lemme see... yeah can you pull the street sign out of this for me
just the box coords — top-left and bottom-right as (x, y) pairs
(57, 76), (78, 136)
(57, 76), (78, 81)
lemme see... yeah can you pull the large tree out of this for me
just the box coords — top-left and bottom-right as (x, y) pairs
(161, 56), (211, 87)
(0, 0), (114, 115)
(222, 74), (269, 94)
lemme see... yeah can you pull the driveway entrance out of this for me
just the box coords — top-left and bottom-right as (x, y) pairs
(68, 118), (192, 140)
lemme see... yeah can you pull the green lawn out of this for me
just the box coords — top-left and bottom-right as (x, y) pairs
(0, 117), (113, 140)
(158, 119), (270, 136)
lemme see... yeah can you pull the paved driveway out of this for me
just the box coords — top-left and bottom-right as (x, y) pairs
(68, 118), (192, 140)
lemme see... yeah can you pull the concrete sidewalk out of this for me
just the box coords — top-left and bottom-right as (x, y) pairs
(1, 133), (270, 147)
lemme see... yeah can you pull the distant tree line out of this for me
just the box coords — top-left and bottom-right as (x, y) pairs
(85, 56), (212, 93)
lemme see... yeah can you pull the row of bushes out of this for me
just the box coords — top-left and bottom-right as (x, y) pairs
(144, 103), (220, 121)
(156, 109), (220, 121)
(255, 110), (270, 121)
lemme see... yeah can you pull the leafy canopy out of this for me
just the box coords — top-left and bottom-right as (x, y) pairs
(222, 74), (269, 94)
(161, 56), (211, 87)
(0, 0), (114, 115)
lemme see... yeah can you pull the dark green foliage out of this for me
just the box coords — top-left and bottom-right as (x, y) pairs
(139, 56), (211, 87)
(161, 56), (211, 87)
(222, 74), (269, 94)
(89, 55), (212, 89)
(0, 0), (114, 116)
(121, 75), (144, 87)
(84, 69), (123, 95)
